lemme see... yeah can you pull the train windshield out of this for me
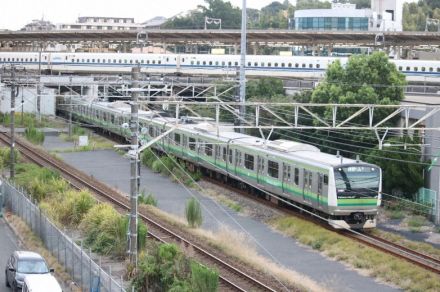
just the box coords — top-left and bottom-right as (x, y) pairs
(335, 166), (380, 195)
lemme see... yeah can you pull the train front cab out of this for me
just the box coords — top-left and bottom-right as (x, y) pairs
(328, 164), (381, 229)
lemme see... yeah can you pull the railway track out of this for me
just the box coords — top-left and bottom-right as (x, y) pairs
(0, 132), (283, 292)
(203, 177), (440, 275)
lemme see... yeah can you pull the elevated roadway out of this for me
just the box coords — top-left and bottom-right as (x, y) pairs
(1, 29), (440, 47)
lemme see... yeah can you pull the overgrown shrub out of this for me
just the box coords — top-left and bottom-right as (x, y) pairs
(0, 147), (21, 167)
(190, 261), (218, 292)
(185, 198), (202, 228)
(25, 126), (45, 144)
(141, 149), (157, 168)
(139, 192), (157, 206)
(80, 203), (147, 257)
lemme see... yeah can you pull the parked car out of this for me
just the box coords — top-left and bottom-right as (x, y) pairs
(22, 274), (62, 292)
(5, 251), (54, 291)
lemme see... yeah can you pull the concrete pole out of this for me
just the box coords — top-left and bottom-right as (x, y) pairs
(129, 66), (140, 266)
(37, 44), (42, 122)
(10, 67), (16, 179)
(239, 0), (247, 133)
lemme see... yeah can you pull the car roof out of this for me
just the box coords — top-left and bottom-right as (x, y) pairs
(14, 251), (44, 260)
(24, 274), (62, 292)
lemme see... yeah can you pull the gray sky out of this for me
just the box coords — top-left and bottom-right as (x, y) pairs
(0, 0), (282, 30)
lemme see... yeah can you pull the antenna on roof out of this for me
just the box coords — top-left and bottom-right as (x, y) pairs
(356, 155), (360, 163)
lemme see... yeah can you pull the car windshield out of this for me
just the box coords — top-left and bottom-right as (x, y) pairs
(17, 259), (49, 274)
(335, 166), (380, 191)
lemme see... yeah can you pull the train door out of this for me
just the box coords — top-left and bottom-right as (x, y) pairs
(317, 174), (323, 208)
(282, 163), (291, 193)
(302, 169), (307, 201)
(257, 156), (264, 184)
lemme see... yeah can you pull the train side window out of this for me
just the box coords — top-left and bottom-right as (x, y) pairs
(261, 62), (265, 66)
(222, 61), (226, 66)
(222, 148), (227, 161)
(308, 172), (313, 189)
(281, 63), (285, 67)
(295, 63), (299, 68)
(302, 64), (306, 68)
(304, 170), (309, 189)
(182, 58), (185, 62)
(158, 60), (161, 64)
(422, 67), (426, 72)
(268, 161), (279, 178)
(71, 59), (74, 62)
(283, 165), (291, 181)
(254, 62), (258, 66)
(268, 62), (272, 67)
(129, 60), (133, 64)
(414, 67), (418, 72)
(429, 67), (433, 72)
(148, 126), (155, 137)
(316, 64), (320, 69)
(324, 175), (328, 185)
(247, 62), (251, 66)
(406, 66), (410, 71)
(318, 174), (323, 195)
(309, 64), (313, 68)
(124, 59), (128, 63)
(92, 59), (95, 62)
(118, 59), (122, 63)
(141, 60), (144, 64)
(174, 133), (181, 145)
(87, 59), (90, 62)
(152, 60), (156, 64)
(229, 149), (233, 164)
(437, 68), (440, 72)
(214, 145), (220, 159)
(202, 61), (206, 65)
(196, 61), (200, 65)
(189, 138), (196, 151)
(244, 154), (254, 171)
(209, 61), (212, 65)
(274, 62), (278, 67)
(205, 143), (213, 156)
(294, 168), (299, 185)
(288, 63), (292, 67)
(215, 61), (219, 65)
(82, 59), (85, 62)
(398, 66), (402, 71)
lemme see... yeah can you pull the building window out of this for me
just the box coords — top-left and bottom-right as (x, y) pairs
(268, 161), (279, 178)
(244, 154), (254, 170)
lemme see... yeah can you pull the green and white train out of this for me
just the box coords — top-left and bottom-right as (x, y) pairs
(66, 99), (382, 229)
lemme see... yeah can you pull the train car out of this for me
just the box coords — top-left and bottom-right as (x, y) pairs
(66, 99), (382, 229)
(1, 51), (440, 82)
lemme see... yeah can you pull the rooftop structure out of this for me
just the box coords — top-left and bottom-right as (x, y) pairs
(291, 0), (403, 32)
(21, 19), (55, 32)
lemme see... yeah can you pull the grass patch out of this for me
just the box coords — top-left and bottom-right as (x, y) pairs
(388, 210), (405, 220)
(138, 191), (158, 207)
(24, 126), (45, 144)
(58, 126), (114, 152)
(218, 197), (242, 212)
(0, 112), (63, 129)
(270, 216), (440, 291)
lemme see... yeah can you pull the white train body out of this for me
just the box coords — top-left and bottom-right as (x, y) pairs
(1, 52), (440, 82)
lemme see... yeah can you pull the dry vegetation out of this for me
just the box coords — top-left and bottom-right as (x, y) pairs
(139, 204), (324, 292)
(270, 216), (440, 292)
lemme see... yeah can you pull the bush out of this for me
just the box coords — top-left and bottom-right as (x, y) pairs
(141, 149), (157, 168)
(139, 192), (157, 206)
(185, 198), (202, 228)
(25, 126), (45, 144)
(190, 261), (218, 292)
(0, 147), (21, 167)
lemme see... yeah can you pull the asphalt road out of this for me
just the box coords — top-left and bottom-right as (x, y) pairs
(0, 219), (20, 292)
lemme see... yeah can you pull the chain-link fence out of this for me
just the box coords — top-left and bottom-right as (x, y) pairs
(1, 179), (126, 292)
(417, 187), (438, 223)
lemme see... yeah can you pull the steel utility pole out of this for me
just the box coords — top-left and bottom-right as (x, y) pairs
(37, 43), (42, 122)
(10, 67), (18, 179)
(239, 0), (247, 133)
(129, 66), (140, 266)
(69, 76), (73, 137)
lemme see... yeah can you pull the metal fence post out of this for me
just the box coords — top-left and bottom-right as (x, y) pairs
(89, 247), (92, 290)
(80, 241), (83, 290)
(71, 235), (75, 281)
(109, 265), (112, 292)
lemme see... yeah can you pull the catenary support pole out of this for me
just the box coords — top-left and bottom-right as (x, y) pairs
(129, 66), (140, 266)
(10, 67), (17, 179)
(239, 0), (247, 133)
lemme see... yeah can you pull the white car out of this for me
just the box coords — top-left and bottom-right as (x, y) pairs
(22, 274), (62, 292)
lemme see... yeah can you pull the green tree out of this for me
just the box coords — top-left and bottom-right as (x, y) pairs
(247, 77), (285, 100)
(365, 137), (424, 199)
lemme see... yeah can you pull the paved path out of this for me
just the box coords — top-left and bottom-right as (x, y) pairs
(59, 149), (398, 292)
(0, 219), (20, 292)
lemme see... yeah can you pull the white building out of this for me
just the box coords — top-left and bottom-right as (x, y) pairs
(292, 0), (403, 32)
(57, 16), (143, 31)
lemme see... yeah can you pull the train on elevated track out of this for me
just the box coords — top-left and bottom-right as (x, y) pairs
(1, 52), (440, 82)
(62, 98), (382, 230)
